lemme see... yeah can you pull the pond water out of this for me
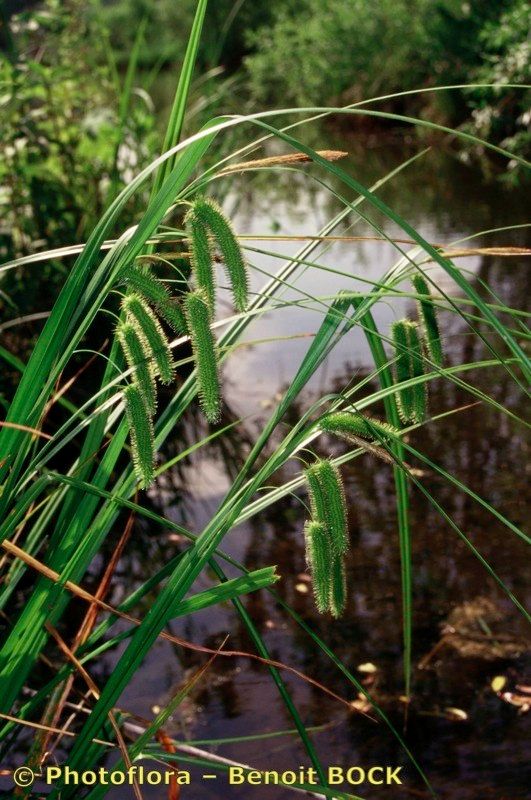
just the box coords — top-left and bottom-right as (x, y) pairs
(95, 136), (530, 799)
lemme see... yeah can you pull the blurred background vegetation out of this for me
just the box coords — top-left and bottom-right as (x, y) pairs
(0, 0), (529, 287)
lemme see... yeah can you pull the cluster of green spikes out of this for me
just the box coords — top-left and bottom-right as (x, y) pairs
(117, 196), (248, 488)
(303, 276), (443, 616)
(304, 459), (349, 617)
(391, 274), (444, 425)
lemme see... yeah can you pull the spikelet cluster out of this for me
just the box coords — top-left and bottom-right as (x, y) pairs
(184, 289), (221, 423)
(118, 322), (157, 414)
(123, 294), (174, 385)
(117, 198), (247, 487)
(304, 459), (349, 618)
(391, 320), (427, 424)
(320, 411), (398, 443)
(412, 274), (444, 367)
(125, 265), (187, 334)
(123, 384), (155, 489)
(185, 197), (249, 315)
(304, 520), (331, 613)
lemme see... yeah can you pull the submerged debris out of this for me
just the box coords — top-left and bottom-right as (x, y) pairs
(419, 596), (529, 666)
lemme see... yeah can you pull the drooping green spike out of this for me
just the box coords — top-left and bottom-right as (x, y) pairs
(118, 322), (157, 414)
(123, 294), (174, 385)
(320, 411), (398, 442)
(192, 197), (249, 312)
(125, 264), (172, 306)
(329, 555), (347, 619)
(304, 463), (328, 522)
(184, 289), (221, 423)
(123, 383), (155, 489)
(155, 297), (188, 337)
(125, 265), (187, 335)
(392, 319), (415, 424)
(407, 320), (427, 424)
(304, 520), (332, 614)
(305, 459), (348, 556)
(185, 209), (216, 314)
(412, 274), (444, 367)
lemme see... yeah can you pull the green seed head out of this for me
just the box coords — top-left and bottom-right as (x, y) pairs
(407, 320), (427, 424)
(304, 520), (332, 614)
(123, 294), (175, 385)
(191, 197), (249, 313)
(184, 289), (221, 423)
(329, 554), (347, 619)
(123, 383), (155, 489)
(126, 265), (172, 306)
(118, 322), (157, 414)
(412, 274), (444, 367)
(185, 209), (216, 314)
(391, 319), (427, 424)
(320, 411), (398, 443)
(305, 459), (348, 556)
(125, 265), (187, 335)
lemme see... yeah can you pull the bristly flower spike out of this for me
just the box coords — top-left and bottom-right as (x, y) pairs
(412, 274), (444, 367)
(125, 265), (187, 335)
(184, 208), (216, 315)
(191, 197), (249, 313)
(184, 289), (221, 423)
(304, 520), (332, 613)
(320, 411), (398, 442)
(391, 319), (427, 424)
(122, 294), (174, 385)
(118, 322), (157, 414)
(407, 320), (427, 424)
(305, 459), (348, 556)
(123, 383), (155, 489)
(329, 555), (347, 619)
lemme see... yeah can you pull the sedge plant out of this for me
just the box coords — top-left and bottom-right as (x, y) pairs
(0, 2), (529, 797)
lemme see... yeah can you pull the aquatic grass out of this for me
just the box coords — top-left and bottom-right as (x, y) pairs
(185, 205), (217, 311)
(0, 11), (528, 798)
(321, 411), (399, 442)
(305, 459), (348, 556)
(304, 459), (349, 615)
(192, 197), (249, 312)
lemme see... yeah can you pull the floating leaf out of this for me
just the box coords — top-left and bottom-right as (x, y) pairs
(357, 662), (378, 674)
(491, 675), (507, 693)
(445, 707), (468, 721)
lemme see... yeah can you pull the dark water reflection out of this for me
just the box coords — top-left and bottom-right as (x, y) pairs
(102, 143), (530, 799)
